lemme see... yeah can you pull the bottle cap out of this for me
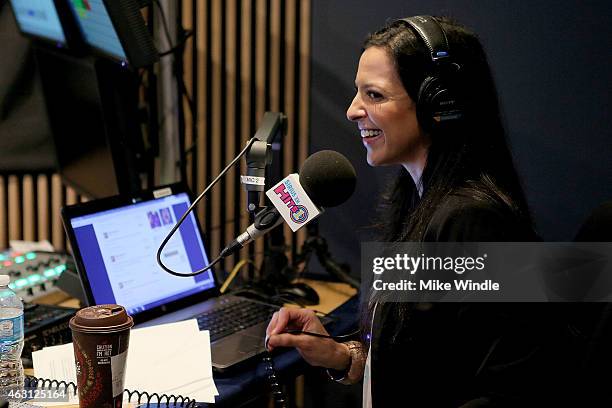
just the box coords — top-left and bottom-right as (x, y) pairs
(0, 275), (10, 286)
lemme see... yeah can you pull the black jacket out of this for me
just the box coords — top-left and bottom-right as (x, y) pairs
(370, 193), (598, 407)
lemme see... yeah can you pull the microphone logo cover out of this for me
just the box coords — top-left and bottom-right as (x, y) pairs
(267, 174), (321, 231)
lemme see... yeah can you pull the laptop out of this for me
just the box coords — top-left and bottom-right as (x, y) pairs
(61, 183), (279, 371)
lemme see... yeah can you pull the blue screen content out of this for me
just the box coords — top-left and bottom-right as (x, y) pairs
(67, 0), (127, 60)
(70, 192), (215, 315)
(10, 0), (67, 43)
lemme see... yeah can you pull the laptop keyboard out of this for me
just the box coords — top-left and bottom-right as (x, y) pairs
(195, 298), (278, 342)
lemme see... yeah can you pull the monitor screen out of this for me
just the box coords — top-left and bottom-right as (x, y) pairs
(67, 0), (127, 61)
(36, 44), (147, 198)
(69, 192), (215, 315)
(9, 0), (67, 44)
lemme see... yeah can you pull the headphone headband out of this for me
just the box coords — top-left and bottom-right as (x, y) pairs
(398, 16), (450, 65)
(395, 16), (463, 131)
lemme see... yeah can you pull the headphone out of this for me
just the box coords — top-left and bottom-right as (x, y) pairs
(396, 16), (463, 132)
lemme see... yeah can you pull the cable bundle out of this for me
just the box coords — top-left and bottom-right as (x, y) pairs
(262, 352), (287, 408)
(24, 376), (199, 407)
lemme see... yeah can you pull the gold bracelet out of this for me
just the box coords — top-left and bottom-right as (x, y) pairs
(326, 341), (366, 385)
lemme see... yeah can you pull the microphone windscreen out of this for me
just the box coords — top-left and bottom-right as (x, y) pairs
(299, 150), (356, 208)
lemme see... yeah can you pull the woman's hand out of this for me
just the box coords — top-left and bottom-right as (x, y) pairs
(265, 307), (350, 370)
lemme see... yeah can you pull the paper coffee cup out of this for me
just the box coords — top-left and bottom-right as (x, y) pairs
(69, 304), (133, 408)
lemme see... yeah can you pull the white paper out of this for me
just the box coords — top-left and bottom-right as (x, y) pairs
(31, 344), (78, 406)
(32, 319), (218, 405)
(124, 319), (218, 402)
(10, 240), (55, 253)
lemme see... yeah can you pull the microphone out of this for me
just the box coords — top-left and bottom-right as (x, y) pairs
(221, 150), (356, 258)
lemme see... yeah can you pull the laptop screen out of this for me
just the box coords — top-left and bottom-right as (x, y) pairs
(69, 191), (215, 315)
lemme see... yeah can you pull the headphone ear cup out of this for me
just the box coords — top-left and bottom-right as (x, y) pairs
(416, 75), (439, 133)
(417, 75), (462, 133)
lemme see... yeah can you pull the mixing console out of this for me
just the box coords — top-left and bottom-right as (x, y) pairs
(0, 250), (75, 303)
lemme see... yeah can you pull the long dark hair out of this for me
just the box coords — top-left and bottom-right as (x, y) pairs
(366, 16), (532, 242)
(360, 16), (533, 339)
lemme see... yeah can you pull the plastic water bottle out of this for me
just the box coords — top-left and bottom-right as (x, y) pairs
(0, 274), (24, 400)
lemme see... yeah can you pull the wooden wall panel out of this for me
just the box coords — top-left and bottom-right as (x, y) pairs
(0, 177), (6, 250)
(182, 0), (194, 189)
(8, 176), (21, 242)
(181, 0), (311, 275)
(239, 0), (253, 275)
(209, 0), (223, 264)
(224, 0), (238, 262)
(196, 1), (208, 227)
(36, 175), (49, 243)
(22, 175), (35, 242)
(283, 0), (297, 253)
(297, 0), (311, 249)
(0, 173), (85, 251)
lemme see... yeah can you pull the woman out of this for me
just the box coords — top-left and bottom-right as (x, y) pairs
(266, 16), (574, 406)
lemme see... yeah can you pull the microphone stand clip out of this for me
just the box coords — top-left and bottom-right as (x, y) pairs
(242, 112), (287, 218)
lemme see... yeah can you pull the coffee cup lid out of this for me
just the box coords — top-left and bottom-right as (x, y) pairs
(70, 304), (134, 333)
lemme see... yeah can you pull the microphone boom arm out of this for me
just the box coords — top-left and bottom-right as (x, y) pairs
(243, 112), (287, 215)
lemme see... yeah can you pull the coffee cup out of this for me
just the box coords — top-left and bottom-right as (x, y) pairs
(69, 304), (133, 408)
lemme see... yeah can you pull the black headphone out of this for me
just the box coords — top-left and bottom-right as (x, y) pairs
(397, 16), (463, 132)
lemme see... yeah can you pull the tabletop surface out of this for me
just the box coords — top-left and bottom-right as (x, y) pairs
(23, 279), (359, 408)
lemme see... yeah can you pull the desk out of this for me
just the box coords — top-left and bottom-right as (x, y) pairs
(25, 279), (359, 408)
(209, 294), (359, 408)
(288, 278), (357, 314)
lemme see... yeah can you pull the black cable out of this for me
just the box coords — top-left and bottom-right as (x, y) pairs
(176, 63), (195, 113)
(159, 30), (194, 56)
(156, 138), (256, 277)
(262, 327), (361, 408)
(263, 352), (287, 408)
(269, 296), (334, 318)
(153, 0), (196, 117)
(155, 0), (197, 168)
(283, 329), (361, 342)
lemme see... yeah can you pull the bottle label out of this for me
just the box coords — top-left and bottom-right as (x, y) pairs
(0, 315), (24, 343)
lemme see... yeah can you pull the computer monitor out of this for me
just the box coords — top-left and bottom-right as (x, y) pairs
(9, 0), (67, 45)
(66, 0), (158, 68)
(35, 47), (146, 198)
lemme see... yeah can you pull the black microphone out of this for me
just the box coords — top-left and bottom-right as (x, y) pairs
(221, 150), (356, 258)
